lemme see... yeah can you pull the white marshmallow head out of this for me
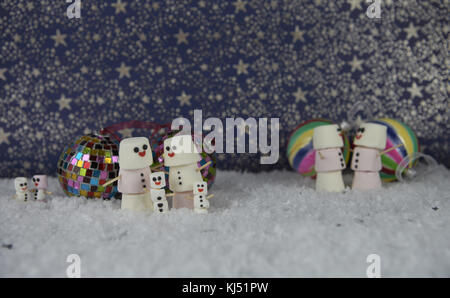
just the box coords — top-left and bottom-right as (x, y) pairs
(15, 177), (28, 193)
(313, 124), (344, 150)
(119, 137), (153, 170)
(354, 123), (387, 150)
(163, 135), (201, 167)
(32, 175), (48, 189)
(150, 172), (166, 189)
(193, 181), (207, 195)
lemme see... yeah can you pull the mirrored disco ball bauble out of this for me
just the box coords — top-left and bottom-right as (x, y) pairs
(150, 130), (217, 189)
(368, 118), (420, 182)
(57, 133), (120, 199)
(287, 119), (351, 178)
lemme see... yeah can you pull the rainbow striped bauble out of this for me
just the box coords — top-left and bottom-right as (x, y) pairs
(287, 119), (351, 178)
(368, 118), (420, 182)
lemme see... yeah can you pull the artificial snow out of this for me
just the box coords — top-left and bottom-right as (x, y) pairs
(1, 167), (449, 277)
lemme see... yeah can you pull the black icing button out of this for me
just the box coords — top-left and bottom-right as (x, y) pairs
(140, 173), (144, 176)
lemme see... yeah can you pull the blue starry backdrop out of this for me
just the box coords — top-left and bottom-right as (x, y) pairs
(0, 0), (448, 177)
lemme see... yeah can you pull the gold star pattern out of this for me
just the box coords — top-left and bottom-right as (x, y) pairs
(407, 82), (423, 98)
(177, 91), (192, 106)
(349, 56), (363, 72)
(233, 59), (249, 75)
(174, 29), (189, 44)
(0, 128), (11, 145)
(292, 26), (305, 43)
(233, 0), (247, 13)
(56, 94), (72, 111)
(51, 30), (67, 47)
(293, 87), (307, 103)
(0, 68), (7, 81)
(348, 0), (362, 10)
(404, 23), (419, 39)
(111, 0), (127, 14)
(116, 62), (132, 79)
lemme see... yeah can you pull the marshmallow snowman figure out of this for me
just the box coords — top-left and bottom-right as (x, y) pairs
(164, 135), (203, 209)
(351, 123), (387, 190)
(313, 124), (346, 192)
(14, 177), (30, 202)
(193, 181), (209, 214)
(117, 137), (153, 212)
(32, 175), (49, 201)
(150, 172), (169, 213)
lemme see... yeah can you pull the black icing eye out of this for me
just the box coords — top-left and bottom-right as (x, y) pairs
(361, 128), (365, 133)
(172, 146), (177, 150)
(152, 177), (157, 182)
(165, 146), (170, 151)
(337, 127), (342, 132)
(20, 183), (23, 187)
(143, 144), (148, 150)
(197, 184), (200, 187)
(37, 178), (40, 182)
(158, 177), (162, 181)
(24, 182), (27, 186)
(133, 147), (139, 153)
(32, 178), (35, 182)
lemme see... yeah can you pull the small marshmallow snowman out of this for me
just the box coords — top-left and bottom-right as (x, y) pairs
(351, 123), (387, 190)
(151, 188), (169, 213)
(14, 177), (30, 202)
(312, 124), (346, 192)
(163, 135), (204, 209)
(32, 175), (49, 201)
(193, 181), (210, 213)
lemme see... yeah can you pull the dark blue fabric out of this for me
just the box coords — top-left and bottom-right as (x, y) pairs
(0, 0), (448, 177)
